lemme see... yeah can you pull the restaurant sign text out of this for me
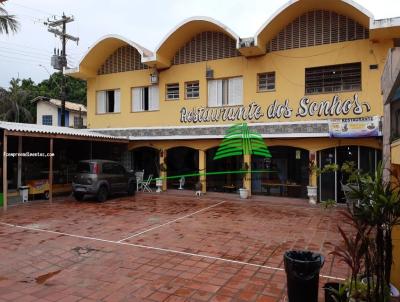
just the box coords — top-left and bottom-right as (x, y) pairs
(179, 94), (371, 123)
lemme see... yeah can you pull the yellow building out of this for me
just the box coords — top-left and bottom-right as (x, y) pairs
(68, 0), (400, 202)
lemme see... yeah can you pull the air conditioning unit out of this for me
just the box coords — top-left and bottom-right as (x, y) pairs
(206, 68), (214, 79)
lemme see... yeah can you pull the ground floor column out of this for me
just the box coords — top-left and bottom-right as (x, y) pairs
(160, 149), (167, 191)
(244, 153), (251, 197)
(309, 151), (317, 187)
(49, 138), (53, 203)
(2, 132), (7, 210)
(17, 136), (22, 188)
(199, 150), (206, 193)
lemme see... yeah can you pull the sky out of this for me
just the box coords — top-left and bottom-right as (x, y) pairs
(1, 0), (400, 88)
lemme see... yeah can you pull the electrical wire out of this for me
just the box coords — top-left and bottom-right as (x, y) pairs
(0, 46), (51, 59)
(5, 2), (58, 18)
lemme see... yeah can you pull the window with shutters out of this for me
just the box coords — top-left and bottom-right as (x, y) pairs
(305, 62), (361, 94)
(166, 83), (180, 100)
(96, 89), (120, 114)
(208, 77), (243, 107)
(185, 81), (199, 99)
(266, 10), (369, 53)
(257, 72), (275, 92)
(132, 86), (159, 112)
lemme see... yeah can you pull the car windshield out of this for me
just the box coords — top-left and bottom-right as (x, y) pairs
(77, 162), (91, 173)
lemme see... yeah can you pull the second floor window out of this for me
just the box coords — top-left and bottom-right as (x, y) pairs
(42, 115), (52, 126)
(305, 62), (361, 94)
(96, 89), (120, 114)
(185, 81), (199, 99)
(258, 72), (275, 91)
(208, 77), (243, 107)
(132, 86), (159, 112)
(166, 83), (179, 100)
(74, 116), (83, 128)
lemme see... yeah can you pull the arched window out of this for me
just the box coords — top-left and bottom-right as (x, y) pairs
(97, 45), (148, 75)
(172, 31), (240, 65)
(266, 10), (369, 52)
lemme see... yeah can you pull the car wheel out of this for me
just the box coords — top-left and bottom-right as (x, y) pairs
(97, 186), (108, 202)
(74, 192), (84, 201)
(44, 191), (49, 200)
(127, 182), (135, 196)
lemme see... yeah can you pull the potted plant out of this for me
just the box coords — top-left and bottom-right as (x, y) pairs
(329, 162), (400, 302)
(239, 162), (250, 199)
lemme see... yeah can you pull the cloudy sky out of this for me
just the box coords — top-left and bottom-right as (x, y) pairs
(1, 0), (399, 88)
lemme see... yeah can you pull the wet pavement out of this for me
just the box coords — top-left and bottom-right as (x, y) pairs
(0, 191), (350, 301)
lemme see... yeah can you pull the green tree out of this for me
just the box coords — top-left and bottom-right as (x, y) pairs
(0, 0), (19, 34)
(37, 72), (87, 104)
(0, 78), (33, 122)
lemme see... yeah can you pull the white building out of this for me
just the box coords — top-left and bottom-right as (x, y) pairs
(32, 96), (87, 128)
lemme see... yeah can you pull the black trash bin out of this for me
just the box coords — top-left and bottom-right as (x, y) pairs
(284, 250), (324, 302)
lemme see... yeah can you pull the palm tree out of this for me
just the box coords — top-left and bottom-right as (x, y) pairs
(0, 78), (33, 123)
(0, 0), (19, 34)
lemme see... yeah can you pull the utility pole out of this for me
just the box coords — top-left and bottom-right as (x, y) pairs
(45, 14), (79, 127)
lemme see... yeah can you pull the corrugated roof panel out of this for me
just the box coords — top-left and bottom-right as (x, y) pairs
(0, 121), (126, 140)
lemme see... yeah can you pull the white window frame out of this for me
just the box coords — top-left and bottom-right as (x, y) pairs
(166, 83), (179, 100)
(185, 81), (199, 99)
(257, 72), (275, 92)
(207, 77), (243, 107)
(96, 89), (120, 114)
(132, 86), (159, 112)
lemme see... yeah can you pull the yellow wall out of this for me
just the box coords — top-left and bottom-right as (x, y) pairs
(86, 39), (392, 129)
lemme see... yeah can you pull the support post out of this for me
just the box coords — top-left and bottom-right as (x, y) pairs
(199, 150), (206, 194)
(17, 136), (22, 188)
(160, 149), (167, 191)
(244, 154), (252, 197)
(310, 151), (317, 187)
(49, 138), (53, 202)
(2, 132), (7, 210)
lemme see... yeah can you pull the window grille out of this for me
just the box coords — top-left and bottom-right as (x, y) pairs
(172, 31), (240, 65)
(98, 45), (148, 75)
(166, 83), (180, 100)
(266, 10), (369, 52)
(305, 62), (361, 94)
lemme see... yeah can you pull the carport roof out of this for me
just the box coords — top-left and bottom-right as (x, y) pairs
(0, 121), (128, 143)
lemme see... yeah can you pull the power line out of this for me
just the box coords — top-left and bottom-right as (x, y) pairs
(6, 2), (58, 18)
(0, 40), (83, 57)
(0, 53), (49, 65)
(0, 46), (51, 59)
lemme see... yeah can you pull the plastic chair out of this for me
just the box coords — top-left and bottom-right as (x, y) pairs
(141, 174), (153, 192)
(135, 170), (144, 191)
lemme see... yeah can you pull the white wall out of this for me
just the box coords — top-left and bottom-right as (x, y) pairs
(36, 101), (87, 127)
(36, 101), (58, 125)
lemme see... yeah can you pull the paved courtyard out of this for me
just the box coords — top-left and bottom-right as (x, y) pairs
(0, 192), (350, 302)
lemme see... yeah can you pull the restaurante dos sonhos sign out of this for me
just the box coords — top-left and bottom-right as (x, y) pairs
(179, 94), (372, 123)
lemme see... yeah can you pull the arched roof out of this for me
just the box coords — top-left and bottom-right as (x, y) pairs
(144, 16), (240, 67)
(68, 34), (152, 78)
(254, 0), (374, 49)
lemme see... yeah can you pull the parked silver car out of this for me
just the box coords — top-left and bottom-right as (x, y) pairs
(72, 160), (136, 202)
